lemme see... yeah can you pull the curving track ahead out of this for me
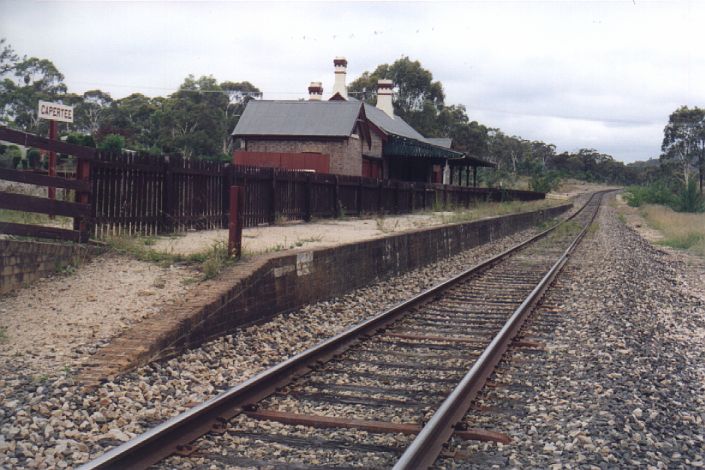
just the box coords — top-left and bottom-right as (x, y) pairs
(81, 191), (607, 470)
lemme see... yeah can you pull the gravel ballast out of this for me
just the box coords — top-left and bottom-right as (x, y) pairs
(439, 194), (705, 468)
(1, 214), (567, 468)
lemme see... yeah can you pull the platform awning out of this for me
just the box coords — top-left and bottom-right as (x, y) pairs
(383, 135), (464, 161)
(447, 155), (496, 168)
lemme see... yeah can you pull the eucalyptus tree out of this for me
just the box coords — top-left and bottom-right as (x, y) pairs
(348, 56), (445, 133)
(661, 106), (705, 194)
(0, 56), (67, 133)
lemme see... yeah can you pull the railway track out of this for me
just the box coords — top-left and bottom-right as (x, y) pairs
(82, 191), (606, 470)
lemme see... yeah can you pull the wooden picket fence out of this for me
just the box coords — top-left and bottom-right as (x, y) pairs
(91, 153), (224, 238)
(90, 154), (544, 237)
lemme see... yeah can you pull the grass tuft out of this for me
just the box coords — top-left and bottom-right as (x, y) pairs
(640, 204), (705, 256)
(107, 235), (237, 280)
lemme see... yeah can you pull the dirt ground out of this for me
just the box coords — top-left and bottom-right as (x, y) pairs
(0, 255), (201, 376)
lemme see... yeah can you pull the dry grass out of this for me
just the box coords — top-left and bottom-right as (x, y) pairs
(430, 198), (564, 226)
(554, 179), (614, 195)
(640, 204), (705, 256)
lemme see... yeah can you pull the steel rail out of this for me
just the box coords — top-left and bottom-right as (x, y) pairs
(393, 192), (605, 470)
(80, 194), (602, 470)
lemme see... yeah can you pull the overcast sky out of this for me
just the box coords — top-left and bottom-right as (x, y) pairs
(1, 0), (704, 162)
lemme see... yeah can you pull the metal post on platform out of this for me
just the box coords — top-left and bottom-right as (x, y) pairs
(228, 186), (244, 258)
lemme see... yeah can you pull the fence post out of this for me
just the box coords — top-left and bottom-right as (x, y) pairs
(410, 184), (415, 213)
(221, 165), (231, 228)
(162, 157), (174, 233)
(357, 179), (363, 216)
(378, 180), (384, 214)
(333, 174), (340, 217)
(73, 157), (91, 242)
(304, 173), (312, 222)
(270, 169), (277, 225)
(228, 186), (244, 258)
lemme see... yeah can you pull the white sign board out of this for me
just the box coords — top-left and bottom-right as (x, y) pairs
(38, 100), (74, 123)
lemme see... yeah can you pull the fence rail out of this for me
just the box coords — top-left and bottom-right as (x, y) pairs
(0, 126), (92, 242)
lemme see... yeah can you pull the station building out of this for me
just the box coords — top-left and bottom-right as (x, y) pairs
(232, 58), (493, 184)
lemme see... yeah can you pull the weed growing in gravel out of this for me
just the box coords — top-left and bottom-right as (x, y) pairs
(587, 222), (600, 235)
(108, 235), (237, 279)
(536, 218), (559, 231)
(551, 220), (582, 238)
(107, 236), (186, 265)
(201, 240), (232, 280)
(375, 218), (400, 233)
(288, 235), (324, 249)
(0, 326), (7, 343)
(54, 261), (77, 276)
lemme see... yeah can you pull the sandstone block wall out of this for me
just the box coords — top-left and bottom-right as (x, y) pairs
(0, 239), (95, 295)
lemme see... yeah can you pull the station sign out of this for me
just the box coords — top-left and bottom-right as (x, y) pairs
(38, 100), (74, 123)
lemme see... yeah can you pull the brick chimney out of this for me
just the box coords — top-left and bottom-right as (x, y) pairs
(332, 57), (348, 100)
(308, 81), (323, 101)
(376, 79), (394, 118)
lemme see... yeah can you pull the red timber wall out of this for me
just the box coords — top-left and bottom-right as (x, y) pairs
(241, 138), (362, 176)
(234, 151), (330, 173)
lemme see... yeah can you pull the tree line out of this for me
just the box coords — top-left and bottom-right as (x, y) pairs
(0, 39), (259, 162)
(1, 39), (702, 200)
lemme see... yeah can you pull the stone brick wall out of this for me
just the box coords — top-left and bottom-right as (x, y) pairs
(246, 138), (363, 176)
(0, 239), (95, 295)
(81, 203), (572, 382)
(368, 132), (384, 158)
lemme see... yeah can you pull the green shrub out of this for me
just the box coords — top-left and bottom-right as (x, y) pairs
(98, 134), (126, 153)
(673, 179), (704, 213)
(529, 171), (561, 193)
(0, 154), (13, 169)
(623, 183), (676, 208)
(65, 132), (96, 148)
(27, 148), (42, 169)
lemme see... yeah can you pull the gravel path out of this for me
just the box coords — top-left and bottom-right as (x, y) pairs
(439, 194), (705, 468)
(1, 211), (571, 468)
(0, 253), (200, 376)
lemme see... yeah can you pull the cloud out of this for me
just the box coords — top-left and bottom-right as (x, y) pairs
(1, 0), (703, 163)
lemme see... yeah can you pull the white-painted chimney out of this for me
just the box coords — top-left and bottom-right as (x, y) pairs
(332, 57), (348, 100)
(308, 81), (323, 101)
(376, 79), (394, 118)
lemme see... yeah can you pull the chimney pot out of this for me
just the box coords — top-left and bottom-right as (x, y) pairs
(308, 81), (323, 101)
(332, 56), (348, 100)
(376, 79), (394, 117)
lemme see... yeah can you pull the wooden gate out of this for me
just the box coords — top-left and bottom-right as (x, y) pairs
(0, 126), (93, 242)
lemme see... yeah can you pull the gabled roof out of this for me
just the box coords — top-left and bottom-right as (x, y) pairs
(363, 103), (426, 142)
(232, 100), (363, 137)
